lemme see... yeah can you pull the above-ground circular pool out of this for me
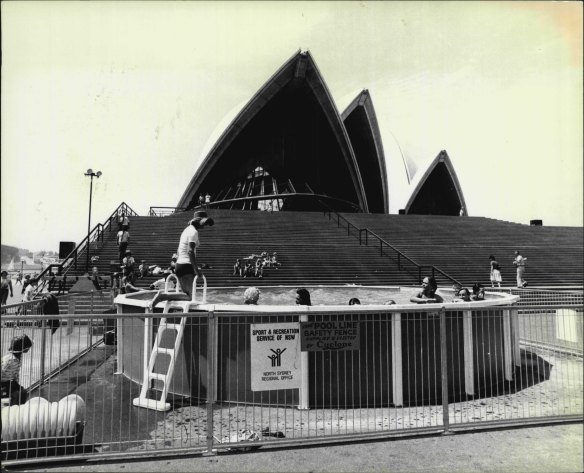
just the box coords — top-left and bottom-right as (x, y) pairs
(114, 285), (519, 408)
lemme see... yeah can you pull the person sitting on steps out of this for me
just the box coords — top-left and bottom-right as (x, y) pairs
(233, 259), (243, 277)
(122, 250), (135, 278)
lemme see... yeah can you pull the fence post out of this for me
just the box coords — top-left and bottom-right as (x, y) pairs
(503, 309), (514, 381)
(39, 318), (47, 385)
(380, 240), (383, 256)
(299, 314), (310, 410)
(398, 253), (401, 270)
(440, 308), (451, 434)
(391, 312), (403, 406)
(347, 224), (350, 236)
(115, 300), (123, 374)
(204, 310), (217, 456)
(463, 310), (474, 396)
(359, 229), (362, 245)
(511, 307), (521, 368)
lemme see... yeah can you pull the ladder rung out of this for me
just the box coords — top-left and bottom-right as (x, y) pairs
(132, 397), (171, 412)
(159, 323), (181, 331)
(152, 347), (175, 356)
(148, 372), (168, 382)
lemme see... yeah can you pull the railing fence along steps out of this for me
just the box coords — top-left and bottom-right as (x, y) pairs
(339, 213), (583, 288)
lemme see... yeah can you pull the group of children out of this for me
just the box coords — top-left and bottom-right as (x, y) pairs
(233, 252), (280, 279)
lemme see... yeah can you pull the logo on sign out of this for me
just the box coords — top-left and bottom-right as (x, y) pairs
(268, 348), (286, 367)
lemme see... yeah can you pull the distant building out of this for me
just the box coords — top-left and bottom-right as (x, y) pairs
(177, 50), (467, 216)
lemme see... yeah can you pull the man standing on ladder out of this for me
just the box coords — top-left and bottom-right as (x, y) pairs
(149, 210), (214, 309)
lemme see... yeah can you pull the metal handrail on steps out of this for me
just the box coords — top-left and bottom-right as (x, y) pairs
(31, 203), (138, 297)
(321, 206), (462, 286)
(148, 206), (187, 217)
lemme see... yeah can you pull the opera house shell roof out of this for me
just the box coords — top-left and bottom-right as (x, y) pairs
(178, 50), (467, 216)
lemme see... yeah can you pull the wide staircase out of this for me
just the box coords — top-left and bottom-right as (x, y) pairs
(340, 213), (584, 288)
(67, 210), (421, 290)
(61, 210), (583, 297)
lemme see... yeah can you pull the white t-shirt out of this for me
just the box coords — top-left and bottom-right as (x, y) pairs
(176, 225), (199, 264)
(117, 230), (130, 244)
(22, 284), (36, 302)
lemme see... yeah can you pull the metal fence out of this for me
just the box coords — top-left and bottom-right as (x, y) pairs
(1, 304), (582, 465)
(489, 287), (583, 307)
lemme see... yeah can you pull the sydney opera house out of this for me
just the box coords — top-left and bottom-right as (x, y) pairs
(177, 50), (466, 216)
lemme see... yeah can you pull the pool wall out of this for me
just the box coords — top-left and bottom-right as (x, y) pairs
(115, 286), (517, 407)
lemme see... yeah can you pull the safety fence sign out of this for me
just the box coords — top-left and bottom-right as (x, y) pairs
(300, 320), (360, 351)
(250, 323), (301, 391)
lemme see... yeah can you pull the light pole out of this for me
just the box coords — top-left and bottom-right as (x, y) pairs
(84, 169), (102, 271)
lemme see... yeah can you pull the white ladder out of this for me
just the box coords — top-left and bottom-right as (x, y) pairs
(132, 275), (207, 411)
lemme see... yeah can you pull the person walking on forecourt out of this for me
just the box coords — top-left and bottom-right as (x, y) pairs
(489, 255), (502, 288)
(513, 250), (528, 288)
(1, 271), (14, 305)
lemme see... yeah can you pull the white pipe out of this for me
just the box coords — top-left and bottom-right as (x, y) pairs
(165, 273), (180, 293)
(191, 275), (207, 303)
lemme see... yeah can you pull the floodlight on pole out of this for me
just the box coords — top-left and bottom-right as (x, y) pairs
(84, 169), (102, 271)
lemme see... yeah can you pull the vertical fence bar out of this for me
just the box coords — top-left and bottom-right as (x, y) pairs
(392, 312), (403, 406)
(503, 309), (514, 381)
(39, 319), (48, 384)
(299, 314), (310, 410)
(463, 310), (474, 396)
(89, 292), (95, 348)
(205, 310), (217, 455)
(511, 308), (521, 368)
(115, 301), (123, 374)
(440, 309), (450, 432)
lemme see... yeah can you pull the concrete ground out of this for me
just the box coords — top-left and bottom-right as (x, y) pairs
(4, 422), (583, 473)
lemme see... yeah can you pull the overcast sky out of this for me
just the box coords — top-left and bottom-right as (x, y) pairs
(2, 1), (582, 253)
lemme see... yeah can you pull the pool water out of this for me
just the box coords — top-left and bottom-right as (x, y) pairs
(206, 286), (409, 305)
(124, 285), (415, 305)
(122, 285), (502, 308)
